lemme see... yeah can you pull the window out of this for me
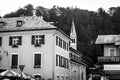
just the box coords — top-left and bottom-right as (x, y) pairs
(34, 74), (42, 80)
(109, 48), (116, 56)
(11, 53), (18, 68)
(0, 37), (2, 46)
(56, 36), (69, 51)
(72, 39), (75, 43)
(34, 53), (41, 68)
(56, 54), (69, 69)
(16, 21), (24, 27)
(0, 22), (5, 28)
(31, 35), (45, 47)
(9, 36), (22, 48)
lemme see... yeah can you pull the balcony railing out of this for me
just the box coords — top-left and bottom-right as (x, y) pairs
(69, 53), (81, 63)
(98, 56), (120, 63)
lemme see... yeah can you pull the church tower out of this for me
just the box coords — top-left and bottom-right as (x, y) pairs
(70, 20), (77, 50)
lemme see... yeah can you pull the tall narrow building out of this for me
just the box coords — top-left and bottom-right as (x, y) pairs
(70, 20), (77, 50)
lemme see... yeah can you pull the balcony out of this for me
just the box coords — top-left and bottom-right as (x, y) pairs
(69, 53), (81, 63)
(98, 56), (120, 63)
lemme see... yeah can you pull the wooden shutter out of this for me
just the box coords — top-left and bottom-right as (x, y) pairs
(56, 55), (58, 66)
(56, 36), (58, 46)
(34, 54), (41, 67)
(0, 37), (2, 46)
(18, 36), (22, 45)
(11, 54), (18, 68)
(59, 56), (61, 67)
(31, 35), (35, 45)
(9, 36), (13, 46)
(41, 35), (45, 44)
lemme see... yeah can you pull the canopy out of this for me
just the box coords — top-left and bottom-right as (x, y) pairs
(0, 69), (20, 77)
(19, 72), (35, 79)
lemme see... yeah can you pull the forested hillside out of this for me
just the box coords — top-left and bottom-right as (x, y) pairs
(2, 4), (120, 65)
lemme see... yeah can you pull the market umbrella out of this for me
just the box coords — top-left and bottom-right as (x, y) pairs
(19, 72), (35, 79)
(0, 69), (20, 79)
(0, 69), (20, 77)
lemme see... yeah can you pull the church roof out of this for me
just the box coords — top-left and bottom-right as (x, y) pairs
(70, 20), (76, 37)
(0, 16), (56, 32)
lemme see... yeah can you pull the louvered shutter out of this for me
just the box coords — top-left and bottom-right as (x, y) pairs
(11, 54), (18, 68)
(19, 36), (22, 45)
(0, 37), (2, 46)
(56, 55), (58, 66)
(34, 54), (41, 67)
(31, 35), (35, 45)
(56, 36), (58, 46)
(41, 35), (45, 44)
(9, 36), (13, 46)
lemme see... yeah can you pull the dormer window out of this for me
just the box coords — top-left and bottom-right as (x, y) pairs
(0, 22), (5, 28)
(16, 21), (23, 27)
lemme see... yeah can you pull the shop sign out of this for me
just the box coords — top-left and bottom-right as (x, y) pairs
(104, 64), (120, 70)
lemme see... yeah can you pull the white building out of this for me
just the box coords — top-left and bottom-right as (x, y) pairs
(0, 16), (70, 80)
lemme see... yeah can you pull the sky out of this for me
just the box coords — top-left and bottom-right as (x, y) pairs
(0, 0), (120, 16)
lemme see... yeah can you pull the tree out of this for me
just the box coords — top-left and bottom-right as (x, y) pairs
(4, 4), (34, 18)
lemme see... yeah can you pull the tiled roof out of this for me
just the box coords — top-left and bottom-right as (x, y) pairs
(95, 35), (120, 44)
(0, 16), (56, 32)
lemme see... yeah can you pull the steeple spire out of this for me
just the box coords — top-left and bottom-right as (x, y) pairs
(70, 20), (76, 37)
(70, 20), (77, 50)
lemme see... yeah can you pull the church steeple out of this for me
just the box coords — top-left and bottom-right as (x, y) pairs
(70, 20), (77, 50)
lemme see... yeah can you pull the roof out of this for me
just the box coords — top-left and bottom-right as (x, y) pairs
(70, 20), (76, 37)
(0, 16), (56, 32)
(95, 35), (120, 44)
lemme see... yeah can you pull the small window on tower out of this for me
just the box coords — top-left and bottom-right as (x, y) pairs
(72, 39), (75, 43)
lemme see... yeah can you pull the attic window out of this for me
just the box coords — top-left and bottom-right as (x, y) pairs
(16, 21), (23, 27)
(0, 22), (5, 28)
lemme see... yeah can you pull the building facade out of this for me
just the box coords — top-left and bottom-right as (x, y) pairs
(0, 15), (87, 80)
(95, 35), (120, 80)
(0, 16), (70, 80)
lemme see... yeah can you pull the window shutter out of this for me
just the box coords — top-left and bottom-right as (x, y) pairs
(31, 35), (35, 45)
(41, 35), (45, 44)
(56, 36), (58, 45)
(19, 36), (22, 45)
(34, 54), (41, 67)
(11, 54), (18, 68)
(56, 55), (58, 66)
(59, 56), (62, 67)
(9, 37), (13, 46)
(0, 37), (2, 46)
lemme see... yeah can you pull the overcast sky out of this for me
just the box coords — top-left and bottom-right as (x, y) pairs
(0, 0), (120, 16)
